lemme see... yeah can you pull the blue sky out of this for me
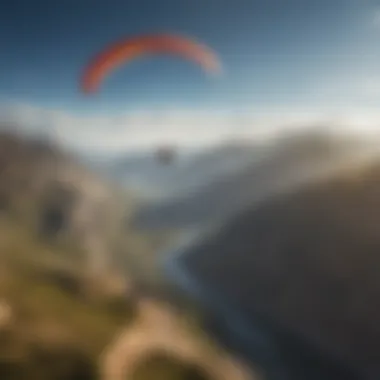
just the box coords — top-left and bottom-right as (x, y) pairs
(1, 0), (380, 153)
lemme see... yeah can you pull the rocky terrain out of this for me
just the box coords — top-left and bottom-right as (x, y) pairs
(0, 129), (171, 287)
(0, 129), (258, 380)
(2, 127), (380, 380)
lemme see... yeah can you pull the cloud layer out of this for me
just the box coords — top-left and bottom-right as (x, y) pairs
(1, 101), (380, 156)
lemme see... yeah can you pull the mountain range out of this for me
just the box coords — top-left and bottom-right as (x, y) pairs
(127, 130), (379, 231)
(90, 139), (269, 200)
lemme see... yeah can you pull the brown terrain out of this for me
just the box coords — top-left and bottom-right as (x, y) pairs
(0, 130), (258, 380)
(1, 128), (380, 379)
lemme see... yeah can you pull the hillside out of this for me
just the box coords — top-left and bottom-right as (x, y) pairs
(133, 131), (377, 230)
(0, 129), (174, 287)
(0, 217), (235, 380)
(5, 128), (380, 379)
(0, 130), (256, 380)
(166, 159), (380, 379)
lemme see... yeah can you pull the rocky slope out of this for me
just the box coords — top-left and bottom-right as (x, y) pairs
(166, 157), (380, 380)
(0, 129), (169, 285)
(0, 129), (258, 380)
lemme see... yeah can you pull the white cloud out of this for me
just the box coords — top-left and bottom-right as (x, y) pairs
(0, 101), (380, 156)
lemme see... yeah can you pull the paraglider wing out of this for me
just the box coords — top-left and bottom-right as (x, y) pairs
(81, 34), (222, 94)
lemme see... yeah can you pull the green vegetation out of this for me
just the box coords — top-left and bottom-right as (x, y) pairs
(0, 131), (211, 380)
(0, 217), (210, 380)
(0, 218), (130, 373)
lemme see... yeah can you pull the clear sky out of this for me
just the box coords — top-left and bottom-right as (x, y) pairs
(1, 0), (380, 153)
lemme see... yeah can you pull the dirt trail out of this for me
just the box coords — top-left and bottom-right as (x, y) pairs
(100, 297), (260, 380)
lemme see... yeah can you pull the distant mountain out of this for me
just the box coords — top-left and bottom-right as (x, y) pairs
(132, 131), (380, 231)
(92, 140), (268, 200)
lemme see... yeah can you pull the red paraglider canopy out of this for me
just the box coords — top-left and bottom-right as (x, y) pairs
(81, 33), (222, 94)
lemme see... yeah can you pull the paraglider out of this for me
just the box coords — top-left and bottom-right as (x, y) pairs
(81, 33), (222, 94)
(155, 145), (176, 165)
